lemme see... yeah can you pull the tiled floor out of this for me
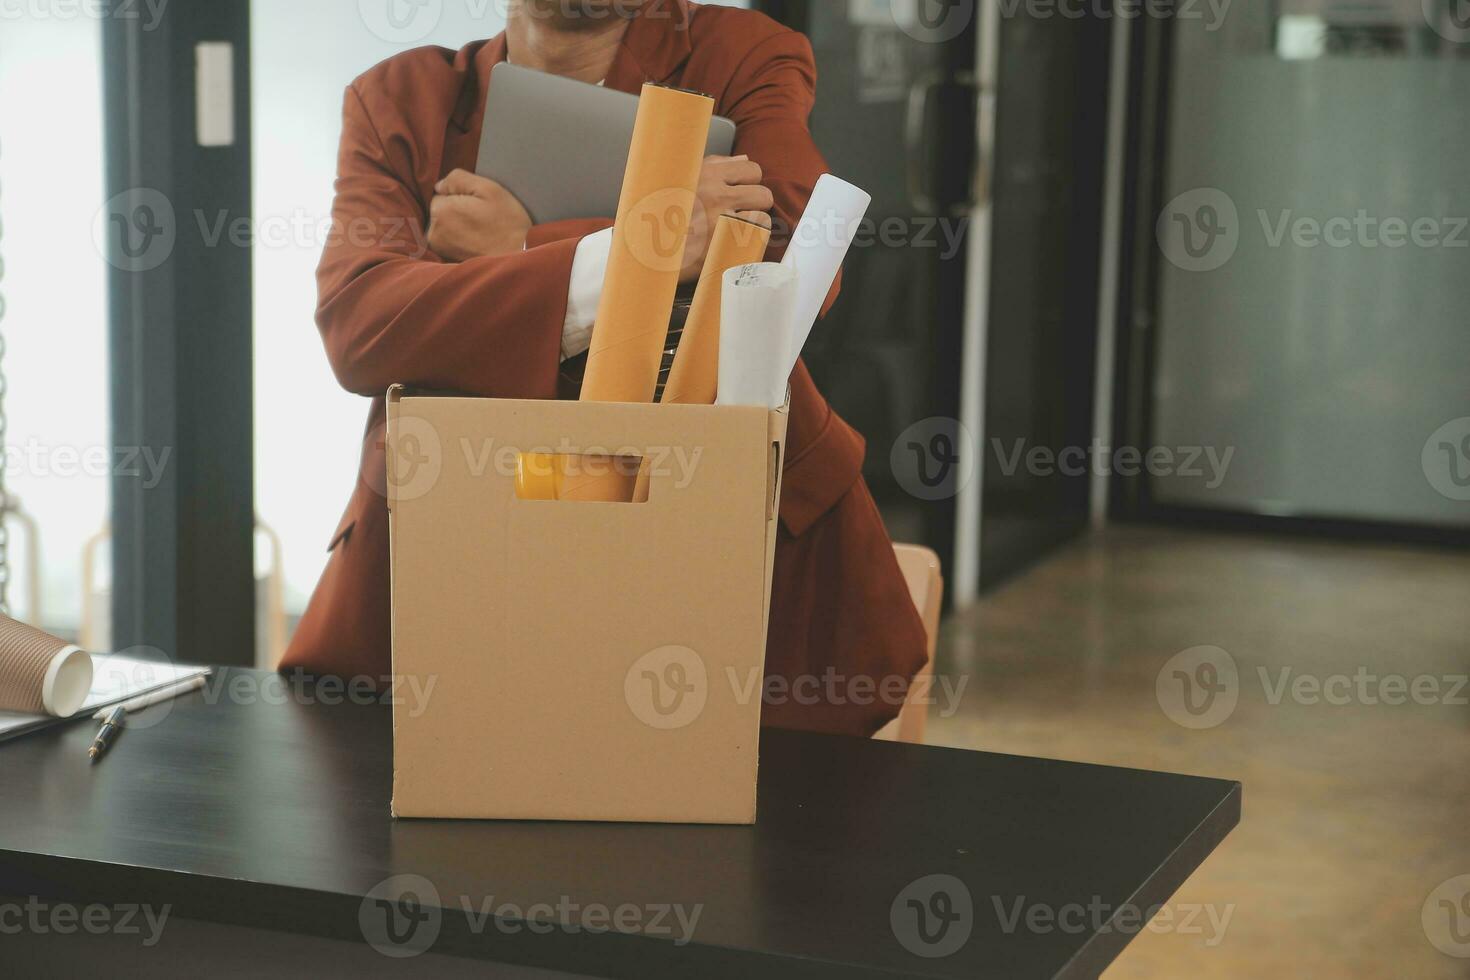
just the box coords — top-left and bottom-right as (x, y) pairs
(926, 527), (1470, 979)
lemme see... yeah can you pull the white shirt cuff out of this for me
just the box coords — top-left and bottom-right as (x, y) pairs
(561, 227), (613, 362)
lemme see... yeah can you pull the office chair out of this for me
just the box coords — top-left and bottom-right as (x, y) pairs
(874, 544), (942, 744)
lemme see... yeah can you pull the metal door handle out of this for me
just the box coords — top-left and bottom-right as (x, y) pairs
(905, 71), (988, 215)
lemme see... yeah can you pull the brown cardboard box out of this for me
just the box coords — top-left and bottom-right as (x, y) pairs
(386, 387), (788, 824)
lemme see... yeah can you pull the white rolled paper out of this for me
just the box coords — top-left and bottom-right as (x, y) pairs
(779, 173), (873, 375)
(717, 262), (798, 409)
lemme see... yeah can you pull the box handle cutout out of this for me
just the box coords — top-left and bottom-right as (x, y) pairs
(515, 452), (649, 504)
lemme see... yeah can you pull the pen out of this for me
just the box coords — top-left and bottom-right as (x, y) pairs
(89, 706), (127, 763)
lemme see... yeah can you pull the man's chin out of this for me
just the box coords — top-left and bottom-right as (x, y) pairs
(522, 0), (642, 30)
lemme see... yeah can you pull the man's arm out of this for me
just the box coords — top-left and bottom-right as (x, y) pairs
(723, 29), (837, 308)
(717, 26), (869, 536)
(315, 84), (578, 399)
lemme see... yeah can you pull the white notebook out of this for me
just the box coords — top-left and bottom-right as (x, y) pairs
(0, 653), (211, 743)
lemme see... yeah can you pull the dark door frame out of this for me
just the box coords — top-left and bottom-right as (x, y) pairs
(756, 0), (979, 599)
(103, 0), (256, 665)
(975, 5), (1114, 590)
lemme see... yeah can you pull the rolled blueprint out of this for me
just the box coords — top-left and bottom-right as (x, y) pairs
(662, 214), (772, 407)
(779, 174), (872, 376)
(716, 263), (798, 410)
(0, 614), (94, 717)
(564, 83), (715, 503)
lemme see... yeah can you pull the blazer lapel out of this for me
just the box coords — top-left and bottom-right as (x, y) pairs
(605, 0), (695, 94)
(443, 35), (509, 174)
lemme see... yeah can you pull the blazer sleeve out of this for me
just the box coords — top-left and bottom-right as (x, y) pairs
(722, 29), (865, 535)
(315, 83), (579, 400)
(722, 28), (841, 316)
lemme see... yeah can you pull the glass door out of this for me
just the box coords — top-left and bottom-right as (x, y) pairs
(1145, 2), (1470, 531)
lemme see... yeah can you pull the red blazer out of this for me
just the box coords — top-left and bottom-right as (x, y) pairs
(281, 0), (929, 736)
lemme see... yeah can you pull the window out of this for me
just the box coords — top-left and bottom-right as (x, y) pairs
(0, 15), (110, 644)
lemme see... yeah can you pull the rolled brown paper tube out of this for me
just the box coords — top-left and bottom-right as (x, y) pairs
(0, 614), (94, 717)
(662, 213), (772, 407)
(561, 83), (714, 503)
(630, 213), (772, 502)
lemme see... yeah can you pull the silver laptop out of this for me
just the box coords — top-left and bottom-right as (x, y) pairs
(476, 62), (738, 225)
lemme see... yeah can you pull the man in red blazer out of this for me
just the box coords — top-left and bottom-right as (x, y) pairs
(281, 0), (929, 736)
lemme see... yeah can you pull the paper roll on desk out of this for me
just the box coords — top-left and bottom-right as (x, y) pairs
(716, 262), (799, 410)
(0, 614), (94, 717)
(779, 174), (872, 377)
(560, 82), (714, 503)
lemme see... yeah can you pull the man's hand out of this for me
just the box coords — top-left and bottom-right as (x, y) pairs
(682, 155), (774, 281)
(428, 169), (532, 262)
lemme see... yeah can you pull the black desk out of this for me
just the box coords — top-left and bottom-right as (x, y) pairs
(0, 669), (1239, 979)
